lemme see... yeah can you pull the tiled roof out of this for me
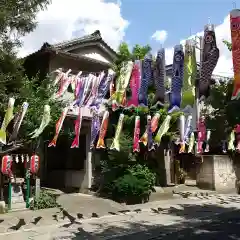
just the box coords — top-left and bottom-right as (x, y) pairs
(53, 30), (102, 49)
(26, 41), (111, 66)
(52, 30), (117, 57)
(24, 30), (117, 62)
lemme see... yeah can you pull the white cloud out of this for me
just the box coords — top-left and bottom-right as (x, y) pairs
(165, 15), (233, 77)
(18, 0), (129, 57)
(151, 30), (168, 43)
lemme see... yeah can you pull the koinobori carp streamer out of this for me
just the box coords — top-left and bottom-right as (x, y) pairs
(127, 60), (141, 108)
(139, 53), (153, 107)
(204, 130), (211, 152)
(179, 115), (185, 153)
(110, 113), (124, 151)
(90, 113), (101, 149)
(230, 9), (240, 100)
(198, 24), (219, 100)
(96, 111), (109, 149)
(169, 45), (184, 112)
(235, 124), (240, 151)
(181, 41), (197, 110)
(133, 115), (140, 152)
(153, 48), (166, 106)
(228, 130), (235, 151)
(70, 108), (83, 148)
(0, 98), (15, 145)
(48, 107), (68, 147)
(9, 102), (28, 143)
(147, 115), (155, 151)
(30, 105), (51, 139)
(112, 61), (133, 107)
(140, 112), (160, 146)
(154, 115), (172, 146)
(197, 116), (206, 154)
(90, 69), (115, 113)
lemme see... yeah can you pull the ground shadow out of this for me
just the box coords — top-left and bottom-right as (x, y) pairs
(64, 199), (240, 239)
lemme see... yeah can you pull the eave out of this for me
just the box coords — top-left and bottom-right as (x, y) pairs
(24, 46), (112, 67)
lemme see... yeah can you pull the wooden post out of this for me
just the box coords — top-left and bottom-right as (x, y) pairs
(8, 180), (11, 210)
(85, 133), (92, 190)
(25, 170), (30, 208)
(164, 148), (171, 185)
(35, 177), (40, 198)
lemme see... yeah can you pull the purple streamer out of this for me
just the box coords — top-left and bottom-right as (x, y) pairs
(90, 114), (100, 149)
(138, 53), (152, 107)
(169, 45), (184, 112)
(74, 77), (85, 106)
(90, 70), (115, 113)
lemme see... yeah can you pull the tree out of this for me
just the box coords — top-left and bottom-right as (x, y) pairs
(0, 0), (51, 94)
(0, 0), (62, 154)
(204, 40), (237, 151)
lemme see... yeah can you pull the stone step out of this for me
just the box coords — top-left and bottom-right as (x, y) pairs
(10, 202), (27, 212)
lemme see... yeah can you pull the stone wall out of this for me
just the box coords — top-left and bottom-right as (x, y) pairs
(196, 155), (236, 191)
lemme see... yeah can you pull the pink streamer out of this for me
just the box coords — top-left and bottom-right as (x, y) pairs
(133, 116), (140, 152)
(235, 124), (240, 151)
(127, 61), (141, 107)
(71, 108), (83, 148)
(197, 117), (206, 154)
(75, 77), (83, 99)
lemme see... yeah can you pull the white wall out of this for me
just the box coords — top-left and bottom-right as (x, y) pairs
(196, 155), (236, 191)
(69, 45), (112, 64)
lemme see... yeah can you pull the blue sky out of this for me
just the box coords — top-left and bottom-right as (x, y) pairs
(119, 0), (234, 51)
(20, 0), (235, 76)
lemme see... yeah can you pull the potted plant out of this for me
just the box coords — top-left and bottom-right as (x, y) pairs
(178, 168), (187, 184)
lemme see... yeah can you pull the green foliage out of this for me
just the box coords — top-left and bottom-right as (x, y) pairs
(0, 0), (50, 37)
(30, 190), (58, 210)
(96, 42), (180, 202)
(16, 75), (62, 141)
(0, 0), (57, 151)
(132, 44), (152, 60)
(114, 42), (152, 76)
(116, 42), (151, 63)
(0, 0), (51, 95)
(204, 41), (237, 148)
(205, 80), (239, 146)
(101, 164), (156, 204)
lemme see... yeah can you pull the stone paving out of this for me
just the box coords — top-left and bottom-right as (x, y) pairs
(0, 193), (126, 235)
(1, 193), (240, 239)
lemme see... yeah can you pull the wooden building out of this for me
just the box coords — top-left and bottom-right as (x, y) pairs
(23, 30), (117, 193)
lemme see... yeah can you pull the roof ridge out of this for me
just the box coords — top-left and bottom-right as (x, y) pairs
(52, 30), (102, 49)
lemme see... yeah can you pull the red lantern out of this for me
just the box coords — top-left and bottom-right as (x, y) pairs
(1, 155), (13, 177)
(30, 155), (40, 174)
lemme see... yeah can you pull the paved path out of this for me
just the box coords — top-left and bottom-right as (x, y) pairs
(1, 194), (240, 239)
(0, 193), (126, 235)
(57, 193), (126, 217)
(119, 210), (240, 239)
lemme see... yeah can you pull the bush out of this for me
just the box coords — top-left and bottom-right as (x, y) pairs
(106, 164), (156, 204)
(30, 190), (59, 210)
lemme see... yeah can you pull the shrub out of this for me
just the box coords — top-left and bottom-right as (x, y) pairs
(30, 190), (59, 210)
(107, 164), (156, 204)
